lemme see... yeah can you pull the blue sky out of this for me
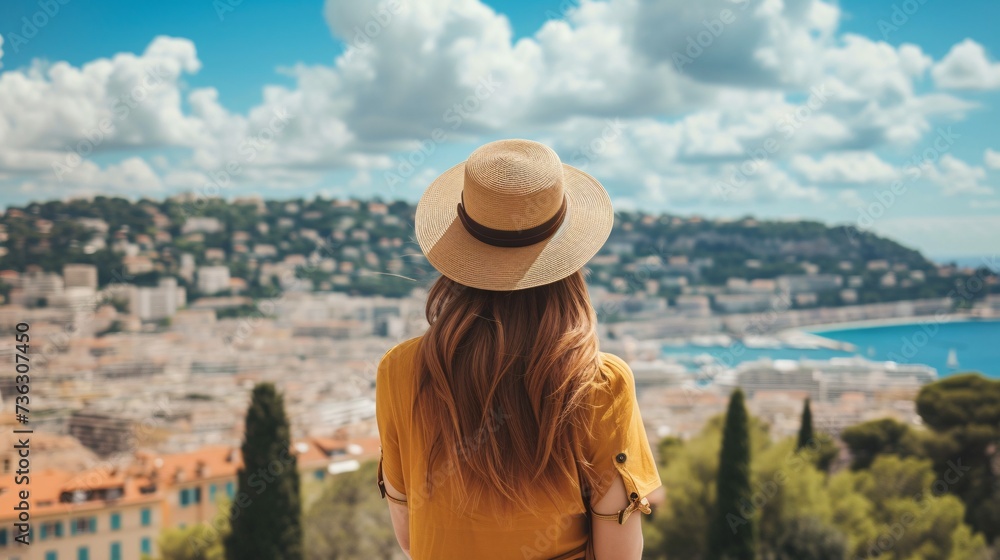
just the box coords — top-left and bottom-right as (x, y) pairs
(0, 0), (998, 259)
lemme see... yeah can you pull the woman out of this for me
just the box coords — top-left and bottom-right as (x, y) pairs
(376, 139), (661, 559)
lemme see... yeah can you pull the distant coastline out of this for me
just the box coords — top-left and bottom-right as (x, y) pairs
(798, 314), (996, 335)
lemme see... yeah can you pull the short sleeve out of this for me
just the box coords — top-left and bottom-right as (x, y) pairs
(376, 347), (407, 495)
(585, 353), (661, 521)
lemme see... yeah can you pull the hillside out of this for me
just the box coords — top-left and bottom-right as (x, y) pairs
(0, 195), (992, 306)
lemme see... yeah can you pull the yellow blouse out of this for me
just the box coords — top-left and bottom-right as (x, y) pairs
(375, 336), (661, 560)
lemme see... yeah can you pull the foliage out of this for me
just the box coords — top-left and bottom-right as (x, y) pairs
(225, 383), (303, 560)
(303, 461), (402, 560)
(828, 455), (988, 559)
(916, 374), (1000, 543)
(769, 516), (847, 560)
(707, 389), (756, 560)
(841, 418), (926, 470)
(643, 412), (770, 560)
(796, 398), (813, 452)
(157, 500), (230, 560)
(644, 402), (992, 560)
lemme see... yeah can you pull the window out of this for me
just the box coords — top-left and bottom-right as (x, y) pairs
(40, 522), (62, 540)
(209, 484), (217, 502)
(194, 486), (202, 504)
(140, 508), (152, 527)
(141, 537), (152, 555)
(45, 552), (58, 560)
(110, 542), (121, 560)
(77, 547), (89, 560)
(0, 527), (7, 546)
(70, 518), (95, 536)
(314, 469), (325, 480)
(226, 481), (234, 497)
(110, 513), (121, 531)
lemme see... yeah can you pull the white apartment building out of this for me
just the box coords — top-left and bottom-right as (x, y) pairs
(196, 266), (230, 295)
(128, 278), (186, 321)
(63, 264), (99, 291)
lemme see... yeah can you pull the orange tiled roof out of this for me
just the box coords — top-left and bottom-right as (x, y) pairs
(0, 469), (160, 521)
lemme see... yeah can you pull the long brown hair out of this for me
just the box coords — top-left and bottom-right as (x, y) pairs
(414, 270), (603, 512)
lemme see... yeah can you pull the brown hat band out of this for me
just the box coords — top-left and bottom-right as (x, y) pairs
(456, 193), (568, 248)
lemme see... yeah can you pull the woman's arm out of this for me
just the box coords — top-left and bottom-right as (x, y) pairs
(590, 474), (644, 560)
(383, 475), (411, 558)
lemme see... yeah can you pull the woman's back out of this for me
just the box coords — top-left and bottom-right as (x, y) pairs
(376, 138), (660, 559)
(376, 336), (661, 559)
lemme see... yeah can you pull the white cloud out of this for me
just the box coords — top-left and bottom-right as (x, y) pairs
(985, 148), (1000, 170)
(0, 36), (203, 176)
(922, 154), (991, 196)
(875, 215), (1000, 257)
(17, 157), (163, 199)
(932, 39), (1000, 90)
(0, 0), (990, 218)
(790, 151), (899, 184)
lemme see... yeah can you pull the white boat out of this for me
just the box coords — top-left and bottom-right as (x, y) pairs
(946, 348), (959, 369)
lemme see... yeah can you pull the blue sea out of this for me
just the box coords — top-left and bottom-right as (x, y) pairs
(661, 319), (1000, 378)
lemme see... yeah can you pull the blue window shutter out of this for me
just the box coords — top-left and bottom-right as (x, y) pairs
(89, 517), (97, 533)
(110, 542), (121, 560)
(141, 537), (152, 555)
(55, 522), (64, 538)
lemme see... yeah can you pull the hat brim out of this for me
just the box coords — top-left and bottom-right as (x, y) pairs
(415, 161), (614, 291)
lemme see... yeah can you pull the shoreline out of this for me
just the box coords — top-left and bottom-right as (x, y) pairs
(796, 314), (1000, 335)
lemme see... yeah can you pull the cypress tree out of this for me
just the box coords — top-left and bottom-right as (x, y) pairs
(708, 389), (755, 560)
(225, 383), (302, 560)
(796, 398), (814, 451)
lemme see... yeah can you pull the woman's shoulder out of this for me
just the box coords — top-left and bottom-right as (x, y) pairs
(595, 351), (637, 395)
(376, 336), (421, 382)
(598, 352), (634, 380)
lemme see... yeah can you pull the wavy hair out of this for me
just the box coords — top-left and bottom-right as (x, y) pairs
(413, 270), (603, 513)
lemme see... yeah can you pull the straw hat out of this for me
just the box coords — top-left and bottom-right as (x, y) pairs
(415, 139), (614, 291)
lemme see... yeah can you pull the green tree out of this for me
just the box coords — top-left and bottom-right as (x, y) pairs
(840, 417), (925, 470)
(916, 374), (1000, 542)
(753, 439), (840, 558)
(771, 517), (847, 560)
(644, 413), (771, 560)
(225, 384), (302, 560)
(796, 398), (813, 451)
(828, 455), (988, 560)
(303, 461), (402, 559)
(157, 500), (229, 560)
(708, 389), (755, 560)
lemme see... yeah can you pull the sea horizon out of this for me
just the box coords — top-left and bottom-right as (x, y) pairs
(661, 318), (1000, 379)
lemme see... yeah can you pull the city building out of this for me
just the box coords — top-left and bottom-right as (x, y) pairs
(196, 266), (231, 295)
(181, 217), (223, 234)
(63, 264), (99, 291)
(718, 357), (937, 402)
(128, 278), (186, 321)
(0, 437), (380, 560)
